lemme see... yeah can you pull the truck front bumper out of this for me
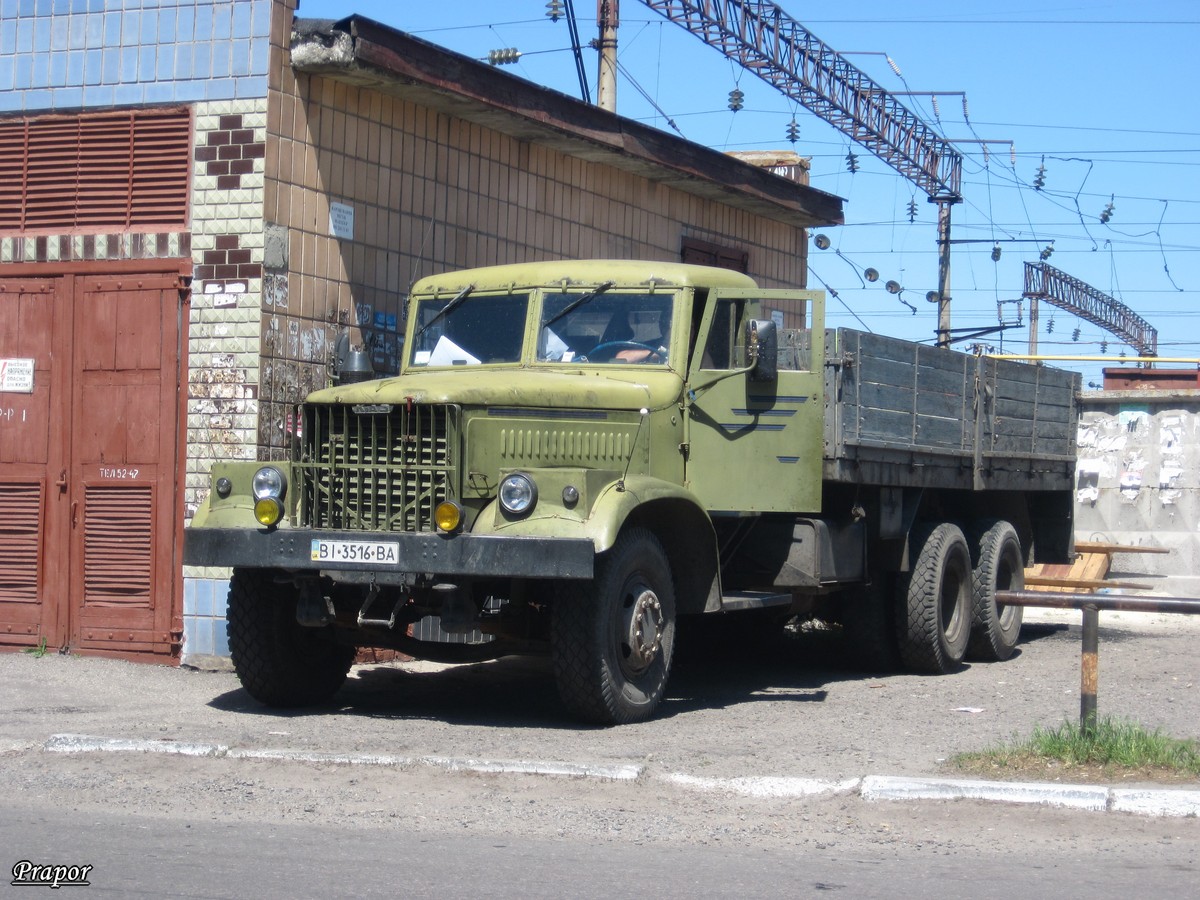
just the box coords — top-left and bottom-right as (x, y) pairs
(183, 527), (595, 580)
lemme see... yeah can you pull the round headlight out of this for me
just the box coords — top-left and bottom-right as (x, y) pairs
(252, 466), (287, 500)
(498, 473), (538, 516)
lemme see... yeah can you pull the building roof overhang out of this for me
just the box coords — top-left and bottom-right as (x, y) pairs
(290, 16), (844, 230)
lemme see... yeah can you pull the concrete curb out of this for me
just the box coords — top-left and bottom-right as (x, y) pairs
(664, 773), (862, 799)
(861, 775), (1109, 811)
(42, 734), (1200, 817)
(43, 734), (642, 782)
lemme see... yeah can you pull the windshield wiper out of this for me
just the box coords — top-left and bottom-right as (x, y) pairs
(541, 281), (615, 332)
(415, 283), (475, 340)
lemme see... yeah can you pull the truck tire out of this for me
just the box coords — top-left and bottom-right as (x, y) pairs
(551, 527), (676, 725)
(227, 569), (355, 707)
(841, 575), (900, 672)
(896, 522), (971, 674)
(966, 519), (1025, 661)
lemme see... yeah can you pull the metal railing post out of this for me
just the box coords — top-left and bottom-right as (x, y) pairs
(997, 590), (1200, 735)
(1080, 604), (1099, 735)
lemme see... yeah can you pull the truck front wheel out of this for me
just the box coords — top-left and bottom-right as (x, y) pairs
(551, 528), (676, 725)
(896, 522), (971, 674)
(227, 569), (355, 707)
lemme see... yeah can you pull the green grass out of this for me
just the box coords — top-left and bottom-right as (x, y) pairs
(953, 717), (1200, 782)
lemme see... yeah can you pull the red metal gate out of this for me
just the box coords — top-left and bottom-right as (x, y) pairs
(0, 269), (185, 660)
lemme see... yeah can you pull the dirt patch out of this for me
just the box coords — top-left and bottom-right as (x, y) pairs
(950, 752), (1200, 786)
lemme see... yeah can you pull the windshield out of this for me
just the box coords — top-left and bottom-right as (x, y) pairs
(409, 293), (529, 366)
(539, 291), (674, 365)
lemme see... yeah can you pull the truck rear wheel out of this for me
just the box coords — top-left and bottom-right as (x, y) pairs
(897, 522), (971, 674)
(227, 569), (355, 707)
(966, 519), (1025, 661)
(551, 527), (676, 725)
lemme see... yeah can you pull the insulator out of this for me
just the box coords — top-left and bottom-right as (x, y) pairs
(1010, 143), (1017, 166)
(1033, 159), (1046, 191)
(1100, 340), (1108, 354)
(930, 95), (941, 118)
(487, 47), (522, 65)
(1047, 316), (1055, 334)
(962, 95), (970, 120)
(1072, 327), (1081, 341)
(1040, 243), (1054, 261)
(991, 243), (1002, 262)
(785, 118), (800, 143)
(846, 151), (859, 173)
(545, 0), (565, 21)
(906, 198), (918, 222)
(1100, 199), (1115, 224)
(728, 88), (744, 111)
(886, 56), (902, 77)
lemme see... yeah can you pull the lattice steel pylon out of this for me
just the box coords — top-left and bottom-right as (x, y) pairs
(637, 0), (962, 201)
(1023, 262), (1158, 357)
(636, 0), (963, 344)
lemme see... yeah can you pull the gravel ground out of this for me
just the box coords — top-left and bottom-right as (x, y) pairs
(1, 610), (1197, 861)
(1, 608), (1196, 781)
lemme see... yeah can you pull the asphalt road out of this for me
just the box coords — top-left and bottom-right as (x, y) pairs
(1, 801), (1194, 899)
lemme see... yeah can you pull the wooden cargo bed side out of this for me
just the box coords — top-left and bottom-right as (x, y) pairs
(822, 329), (1079, 491)
(982, 355), (1079, 461)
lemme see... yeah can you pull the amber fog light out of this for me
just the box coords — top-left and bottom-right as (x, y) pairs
(434, 500), (464, 533)
(254, 497), (284, 527)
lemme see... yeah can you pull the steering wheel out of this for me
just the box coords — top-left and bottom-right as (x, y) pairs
(586, 340), (662, 362)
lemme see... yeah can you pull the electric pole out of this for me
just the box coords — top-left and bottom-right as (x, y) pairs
(597, 0), (619, 112)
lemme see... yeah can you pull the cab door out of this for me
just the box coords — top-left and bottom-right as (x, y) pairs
(684, 289), (825, 514)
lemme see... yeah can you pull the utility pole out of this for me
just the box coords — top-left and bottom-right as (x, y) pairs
(597, 0), (619, 112)
(934, 198), (955, 348)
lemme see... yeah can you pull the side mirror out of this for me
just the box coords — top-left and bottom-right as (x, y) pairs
(747, 319), (778, 382)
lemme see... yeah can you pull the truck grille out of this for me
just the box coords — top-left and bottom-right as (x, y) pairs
(297, 403), (458, 532)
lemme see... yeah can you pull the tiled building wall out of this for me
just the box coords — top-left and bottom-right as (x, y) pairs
(255, 64), (809, 457)
(0, 0), (272, 114)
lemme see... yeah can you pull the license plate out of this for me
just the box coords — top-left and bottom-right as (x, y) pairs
(310, 540), (400, 564)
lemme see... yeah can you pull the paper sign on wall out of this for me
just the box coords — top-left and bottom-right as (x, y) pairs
(0, 358), (34, 393)
(330, 202), (355, 240)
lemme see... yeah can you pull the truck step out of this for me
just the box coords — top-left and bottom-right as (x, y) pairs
(720, 591), (794, 613)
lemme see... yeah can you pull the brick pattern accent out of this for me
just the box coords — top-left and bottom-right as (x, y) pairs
(193, 113), (267, 285)
(0, 232), (191, 265)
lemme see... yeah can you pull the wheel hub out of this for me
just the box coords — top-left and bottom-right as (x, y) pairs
(622, 588), (664, 671)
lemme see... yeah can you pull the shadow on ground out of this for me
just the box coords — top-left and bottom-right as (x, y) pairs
(206, 616), (1066, 728)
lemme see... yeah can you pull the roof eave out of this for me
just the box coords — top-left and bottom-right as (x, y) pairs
(290, 15), (844, 229)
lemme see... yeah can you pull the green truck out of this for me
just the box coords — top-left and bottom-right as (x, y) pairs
(184, 259), (1079, 724)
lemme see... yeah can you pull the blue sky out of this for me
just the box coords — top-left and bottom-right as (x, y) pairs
(297, 1), (1200, 388)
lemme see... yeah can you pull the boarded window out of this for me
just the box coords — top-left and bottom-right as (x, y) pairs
(681, 237), (749, 274)
(0, 109), (191, 233)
